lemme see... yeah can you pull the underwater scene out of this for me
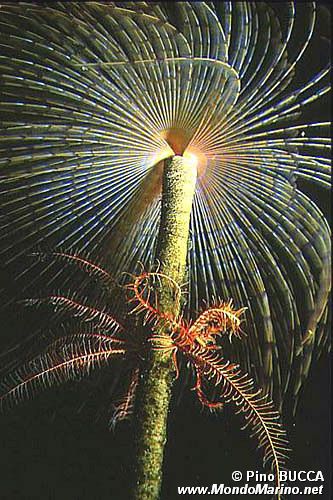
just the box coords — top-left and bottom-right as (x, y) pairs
(0, 2), (330, 499)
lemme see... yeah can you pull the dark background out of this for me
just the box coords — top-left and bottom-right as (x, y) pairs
(0, 354), (330, 499)
(0, 2), (331, 500)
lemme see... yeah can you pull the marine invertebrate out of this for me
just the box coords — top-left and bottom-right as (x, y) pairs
(0, 255), (289, 494)
(0, 2), (330, 407)
(0, 2), (330, 498)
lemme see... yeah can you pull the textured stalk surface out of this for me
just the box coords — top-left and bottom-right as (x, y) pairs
(132, 155), (197, 500)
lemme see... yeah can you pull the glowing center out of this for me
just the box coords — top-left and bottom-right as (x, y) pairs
(183, 151), (198, 169)
(159, 128), (208, 178)
(183, 146), (207, 177)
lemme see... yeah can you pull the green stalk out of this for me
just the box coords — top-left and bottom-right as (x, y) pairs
(132, 155), (197, 500)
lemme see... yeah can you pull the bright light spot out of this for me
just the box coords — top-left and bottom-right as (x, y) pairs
(184, 146), (208, 177)
(183, 151), (198, 169)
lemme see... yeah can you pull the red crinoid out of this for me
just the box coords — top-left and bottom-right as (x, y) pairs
(0, 252), (289, 492)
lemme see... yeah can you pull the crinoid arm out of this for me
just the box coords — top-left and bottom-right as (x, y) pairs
(193, 370), (224, 410)
(188, 299), (247, 344)
(31, 250), (117, 289)
(22, 293), (125, 332)
(109, 367), (140, 430)
(126, 270), (184, 329)
(189, 348), (289, 491)
(0, 333), (127, 413)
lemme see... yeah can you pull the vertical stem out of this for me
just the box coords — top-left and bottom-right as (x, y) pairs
(132, 155), (197, 500)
